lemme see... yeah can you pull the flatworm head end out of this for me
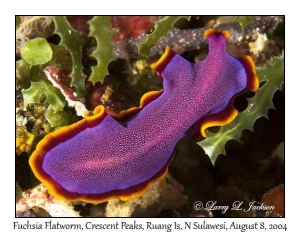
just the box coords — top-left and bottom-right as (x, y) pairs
(204, 28), (230, 39)
(204, 28), (258, 92)
(198, 29), (259, 138)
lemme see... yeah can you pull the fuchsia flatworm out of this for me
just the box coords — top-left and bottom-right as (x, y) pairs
(29, 29), (259, 203)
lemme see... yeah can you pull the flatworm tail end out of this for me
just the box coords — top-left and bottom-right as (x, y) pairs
(29, 105), (107, 201)
(30, 144), (170, 203)
(29, 100), (169, 203)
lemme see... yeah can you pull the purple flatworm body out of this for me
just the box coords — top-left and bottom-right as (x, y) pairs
(29, 29), (258, 203)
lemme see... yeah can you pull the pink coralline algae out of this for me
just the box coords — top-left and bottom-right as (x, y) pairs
(110, 16), (157, 41)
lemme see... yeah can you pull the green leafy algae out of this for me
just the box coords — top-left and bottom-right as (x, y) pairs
(138, 16), (191, 58)
(20, 38), (53, 65)
(22, 79), (66, 112)
(45, 106), (69, 128)
(199, 52), (284, 164)
(88, 16), (115, 84)
(52, 16), (86, 97)
(234, 16), (253, 29)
